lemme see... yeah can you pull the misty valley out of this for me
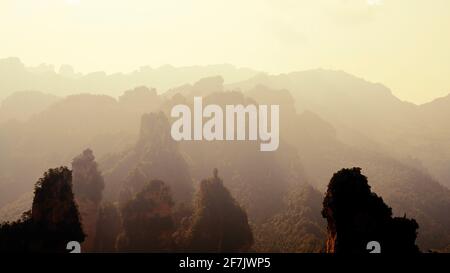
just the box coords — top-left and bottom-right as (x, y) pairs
(170, 96), (279, 151)
(0, 59), (450, 254)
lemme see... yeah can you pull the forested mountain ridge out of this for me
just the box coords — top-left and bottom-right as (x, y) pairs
(1, 67), (449, 252)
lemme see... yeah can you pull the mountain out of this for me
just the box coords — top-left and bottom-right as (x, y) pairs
(231, 70), (450, 190)
(0, 88), (162, 208)
(322, 168), (419, 253)
(0, 57), (258, 99)
(185, 169), (254, 252)
(0, 91), (60, 124)
(101, 112), (194, 204)
(0, 69), (449, 252)
(160, 84), (326, 252)
(416, 94), (450, 185)
(246, 83), (450, 250)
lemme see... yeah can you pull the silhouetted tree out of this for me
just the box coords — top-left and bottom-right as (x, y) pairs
(322, 167), (419, 253)
(186, 169), (253, 252)
(116, 180), (175, 252)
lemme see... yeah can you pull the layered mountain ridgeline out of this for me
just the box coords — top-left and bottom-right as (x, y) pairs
(0, 57), (258, 99)
(0, 167), (85, 252)
(417, 94), (450, 185)
(0, 86), (162, 208)
(322, 168), (419, 254)
(229, 70), (450, 189)
(100, 112), (193, 204)
(0, 91), (60, 123)
(157, 85), (326, 252)
(241, 81), (450, 250)
(189, 82), (449, 251)
(0, 69), (449, 252)
(92, 93), (320, 251)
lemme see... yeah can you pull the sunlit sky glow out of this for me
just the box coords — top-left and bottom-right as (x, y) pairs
(0, 0), (449, 103)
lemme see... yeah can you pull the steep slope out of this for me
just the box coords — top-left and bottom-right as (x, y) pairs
(0, 91), (60, 123)
(245, 84), (450, 251)
(185, 169), (254, 252)
(254, 184), (326, 253)
(72, 149), (105, 252)
(101, 112), (193, 203)
(116, 180), (175, 252)
(230, 70), (450, 190)
(322, 168), (419, 254)
(0, 57), (258, 99)
(0, 87), (162, 208)
(163, 85), (326, 252)
(0, 167), (85, 252)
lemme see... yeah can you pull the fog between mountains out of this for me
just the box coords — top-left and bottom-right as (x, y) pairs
(171, 97), (280, 152)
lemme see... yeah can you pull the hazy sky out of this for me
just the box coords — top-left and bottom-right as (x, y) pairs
(1, 0), (449, 103)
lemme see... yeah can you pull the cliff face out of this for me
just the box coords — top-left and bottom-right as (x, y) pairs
(32, 167), (82, 230)
(322, 168), (420, 254)
(103, 112), (193, 204)
(0, 167), (85, 252)
(72, 149), (105, 252)
(76, 199), (99, 252)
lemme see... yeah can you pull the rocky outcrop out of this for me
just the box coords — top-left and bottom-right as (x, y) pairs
(186, 169), (253, 252)
(0, 167), (85, 252)
(103, 112), (193, 204)
(322, 168), (419, 253)
(72, 149), (105, 252)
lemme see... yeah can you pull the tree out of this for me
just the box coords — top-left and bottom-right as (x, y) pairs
(186, 169), (253, 252)
(322, 167), (419, 253)
(116, 180), (175, 252)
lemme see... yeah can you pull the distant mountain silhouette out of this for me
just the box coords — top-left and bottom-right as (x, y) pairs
(1, 68), (450, 252)
(0, 57), (258, 99)
(0, 91), (60, 123)
(101, 112), (193, 204)
(231, 70), (450, 189)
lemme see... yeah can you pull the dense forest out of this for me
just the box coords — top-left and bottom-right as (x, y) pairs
(1, 59), (450, 253)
